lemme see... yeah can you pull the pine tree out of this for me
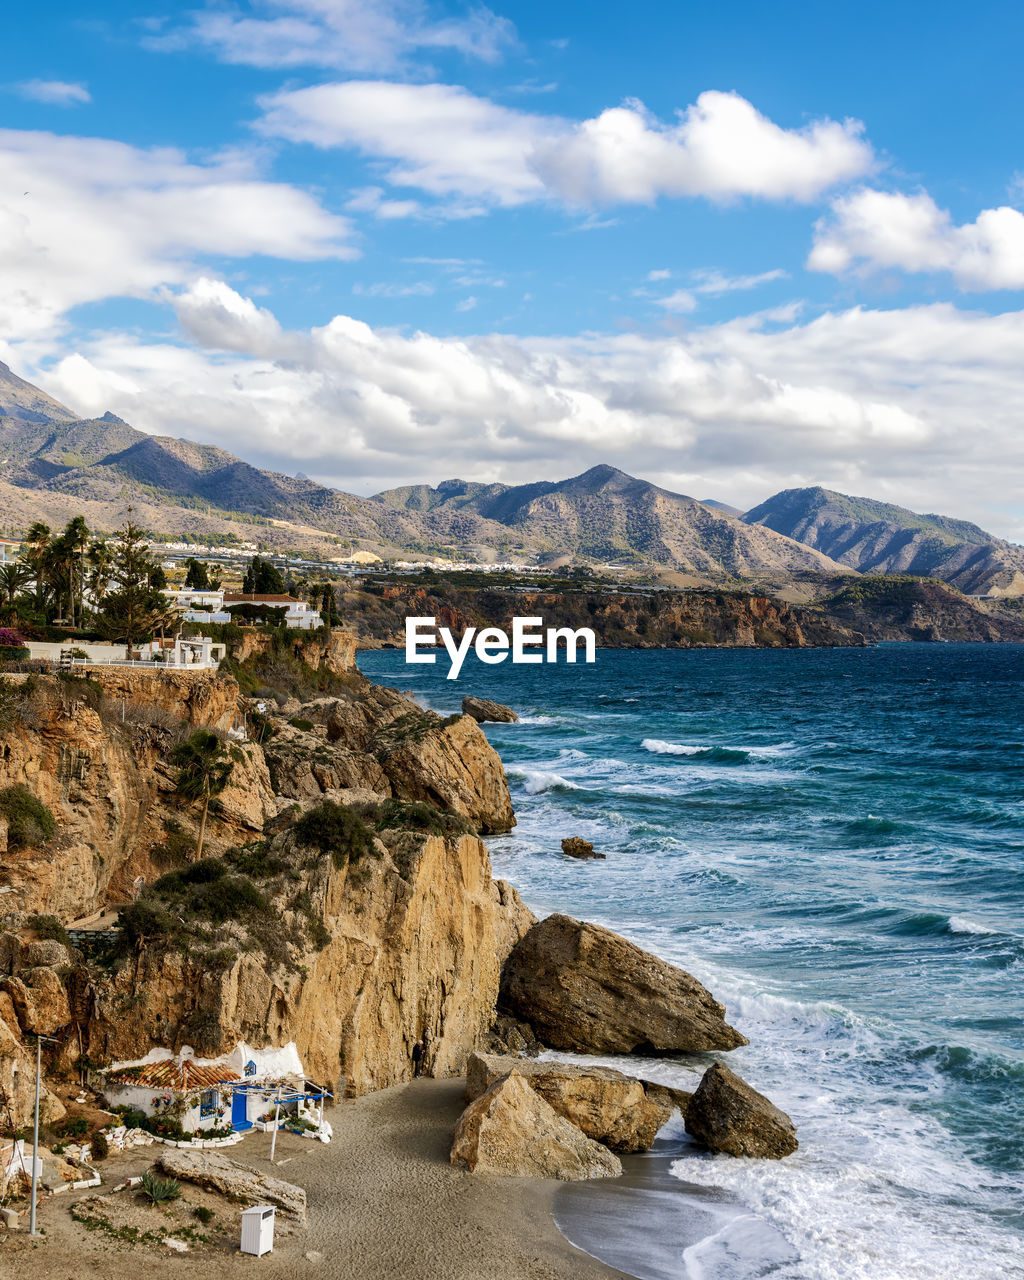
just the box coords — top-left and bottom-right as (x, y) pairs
(98, 512), (173, 656)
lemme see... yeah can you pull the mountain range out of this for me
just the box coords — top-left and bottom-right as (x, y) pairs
(0, 361), (1020, 596)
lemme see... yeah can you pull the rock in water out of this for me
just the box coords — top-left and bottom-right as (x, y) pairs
(158, 1149), (307, 1221)
(451, 1070), (622, 1180)
(465, 1053), (669, 1152)
(560, 836), (605, 859)
(461, 696), (519, 723)
(499, 914), (747, 1054)
(685, 1062), (798, 1159)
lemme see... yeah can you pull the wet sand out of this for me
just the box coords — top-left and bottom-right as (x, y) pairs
(7, 1079), (633, 1280)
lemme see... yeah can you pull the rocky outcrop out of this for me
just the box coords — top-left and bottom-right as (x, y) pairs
(642, 1081), (693, 1118)
(561, 837), (604, 860)
(465, 1053), (669, 1152)
(462, 697), (518, 723)
(158, 1148), (307, 1221)
(0, 1010), (65, 1129)
(451, 1070), (622, 1180)
(0, 675), (275, 920)
(266, 689), (516, 833)
(86, 828), (535, 1097)
(83, 668), (240, 731)
(500, 914), (747, 1055)
(685, 1062), (798, 1159)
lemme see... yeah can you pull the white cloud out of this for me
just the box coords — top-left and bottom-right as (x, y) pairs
(148, 0), (516, 72)
(647, 268), (672, 281)
(530, 91), (874, 206)
(655, 289), (697, 313)
(258, 83), (875, 211)
(27, 279), (1024, 539)
(352, 280), (435, 297)
(455, 296), (478, 311)
(15, 80), (91, 107)
(259, 80), (551, 207)
(691, 268), (788, 295)
(0, 128), (355, 338)
(809, 188), (1024, 290)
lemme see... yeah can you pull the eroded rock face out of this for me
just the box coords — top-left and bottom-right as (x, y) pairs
(465, 1053), (669, 1152)
(685, 1062), (798, 1159)
(158, 1148), (307, 1221)
(462, 697), (518, 723)
(500, 914), (747, 1055)
(450, 1070), (622, 1180)
(0, 1012), (65, 1129)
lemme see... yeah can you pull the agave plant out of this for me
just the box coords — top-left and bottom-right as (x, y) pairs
(140, 1170), (182, 1203)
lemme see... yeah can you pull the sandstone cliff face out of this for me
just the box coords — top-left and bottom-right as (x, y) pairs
(0, 642), (528, 1101)
(264, 687), (516, 833)
(86, 826), (534, 1096)
(0, 675), (273, 920)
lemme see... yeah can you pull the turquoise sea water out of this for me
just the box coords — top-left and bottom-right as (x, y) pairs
(357, 643), (1024, 1280)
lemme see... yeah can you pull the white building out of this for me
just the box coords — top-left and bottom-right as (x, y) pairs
(221, 594), (323, 629)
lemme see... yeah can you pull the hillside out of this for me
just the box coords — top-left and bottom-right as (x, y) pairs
(743, 486), (1024, 597)
(375, 466), (856, 581)
(816, 576), (1024, 642)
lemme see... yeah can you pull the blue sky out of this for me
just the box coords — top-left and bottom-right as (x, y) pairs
(2, 1), (1024, 537)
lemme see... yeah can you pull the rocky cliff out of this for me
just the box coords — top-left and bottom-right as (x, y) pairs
(342, 583), (867, 649)
(817, 577), (1024, 642)
(0, 635), (533, 1106)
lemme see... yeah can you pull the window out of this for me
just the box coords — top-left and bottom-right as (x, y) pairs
(200, 1090), (217, 1118)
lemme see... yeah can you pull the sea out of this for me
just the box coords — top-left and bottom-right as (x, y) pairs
(356, 643), (1024, 1280)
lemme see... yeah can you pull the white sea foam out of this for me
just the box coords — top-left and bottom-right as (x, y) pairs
(948, 915), (995, 936)
(512, 769), (580, 795)
(641, 738), (798, 759)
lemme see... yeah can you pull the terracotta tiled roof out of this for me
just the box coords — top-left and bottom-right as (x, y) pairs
(104, 1059), (240, 1091)
(222, 594), (298, 604)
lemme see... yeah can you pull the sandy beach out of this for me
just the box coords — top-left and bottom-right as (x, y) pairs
(4, 1079), (634, 1280)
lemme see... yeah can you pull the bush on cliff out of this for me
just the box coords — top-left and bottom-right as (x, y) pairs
(295, 800), (374, 868)
(364, 798), (474, 839)
(0, 784), (56, 849)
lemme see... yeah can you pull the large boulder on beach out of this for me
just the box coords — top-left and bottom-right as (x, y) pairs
(465, 1053), (669, 1152)
(685, 1062), (797, 1159)
(461, 696), (519, 723)
(158, 1148), (308, 1221)
(451, 1070), (622, 1180)
(499, 914), (747, 1055)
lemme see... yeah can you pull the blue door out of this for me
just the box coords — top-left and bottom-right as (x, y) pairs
(231, 1090), (251, 1130)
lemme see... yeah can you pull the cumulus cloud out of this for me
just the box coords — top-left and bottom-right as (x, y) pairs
(0, 128), (355, 338)
(809, 188), (1024, 290)
(530, 92), (874, 205)
(27, 278), (1024, 539)
(15, 80), (91, 106)
(258, 83), (874, 211)
(148, 0), (516, 72)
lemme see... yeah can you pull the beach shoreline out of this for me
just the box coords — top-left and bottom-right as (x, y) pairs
(8, 1079), (646, 1280)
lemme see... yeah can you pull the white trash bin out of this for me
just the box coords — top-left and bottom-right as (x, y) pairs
(240, 1205), (276, 1256)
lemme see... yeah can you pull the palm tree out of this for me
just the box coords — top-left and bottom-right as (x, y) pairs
(0, 562), (34, 621)
(86, 539), (113, 607)
(22, 522), (51, 611)
(63, 516), (90, 628)
(170, 730), (234, 860)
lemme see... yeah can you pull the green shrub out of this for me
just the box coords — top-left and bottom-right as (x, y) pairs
(113, 1105), (147, 1130)
(117, 899), (178, 949)
(289, 717), (315, 732)
(90, 1130), (109, 1160)
(0, 785), (56, 849)
(55, 1115), (89, 1139)
(153, 859), (226, 894)
(226, 842), (287, 878)
(294, 801), (374, 869)
(369, 799), (474, 839)
(194, 875), (268, 923)
(28, 913), (71, 946)
(192, 1205), (215, 1225)
(141, 1171), (182, 1202)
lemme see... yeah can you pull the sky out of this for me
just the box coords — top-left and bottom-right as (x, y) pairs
(2, 0), (1024, 539)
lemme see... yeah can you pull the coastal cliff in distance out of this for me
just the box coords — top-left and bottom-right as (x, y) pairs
(343, 584), (868, 649)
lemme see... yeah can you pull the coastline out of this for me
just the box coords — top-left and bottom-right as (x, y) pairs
(12, 1080), (638, 1280)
